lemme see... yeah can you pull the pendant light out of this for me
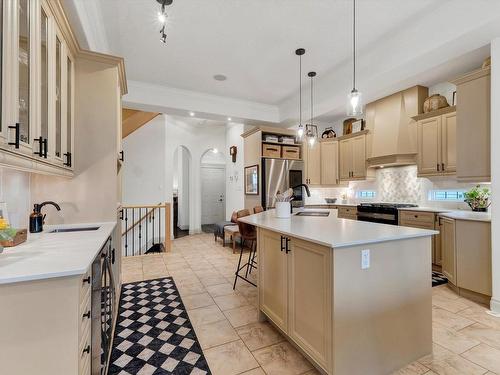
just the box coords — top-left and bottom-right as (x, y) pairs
(347, 0), (363, 116)
(306, 71), (318, 147)
(295, 48), (306, 140)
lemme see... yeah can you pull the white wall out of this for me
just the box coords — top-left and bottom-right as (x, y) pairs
(490, 38), (500, 314)
(225, 123), (245, 219)
(122, 115), (166, 205)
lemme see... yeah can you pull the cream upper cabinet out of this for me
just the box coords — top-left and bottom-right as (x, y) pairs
(0, 0), (75, 174)
(320, 141), (339, 185)
(452, 68), (491, 182)
(440, 217), (456, 285)
(417, 110), (456, 177)
(259, 229), (288, 331)
(304, 141), (321, 185)
(339, 134), (366, 181)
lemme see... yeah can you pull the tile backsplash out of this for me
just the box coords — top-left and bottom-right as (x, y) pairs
(307, 165), (490, 210)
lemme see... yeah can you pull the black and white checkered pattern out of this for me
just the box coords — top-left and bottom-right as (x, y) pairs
(109, 277), (211, 375)
(432, 271), (448, 287)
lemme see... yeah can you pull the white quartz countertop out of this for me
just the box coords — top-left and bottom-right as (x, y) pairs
(438, 211), (491, 222)
(239, 209), (436, 249)
(398, 207), (452, 213)
(0, 222), (116, 285)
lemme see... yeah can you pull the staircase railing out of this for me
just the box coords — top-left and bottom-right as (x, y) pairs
(120, 203), (171, 257)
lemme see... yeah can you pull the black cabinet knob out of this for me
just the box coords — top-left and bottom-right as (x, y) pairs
(83, 276), (91, 285)
(83, 310), (91, 319)
(83, 345), (90, 354)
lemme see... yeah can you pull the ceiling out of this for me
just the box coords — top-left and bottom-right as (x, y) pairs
(65, 0), (500, 124)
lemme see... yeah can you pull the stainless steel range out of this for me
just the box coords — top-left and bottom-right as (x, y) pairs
(356, 203), (418, 225)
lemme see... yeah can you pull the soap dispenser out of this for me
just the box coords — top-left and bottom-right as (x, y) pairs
(29, 201), (61, 233)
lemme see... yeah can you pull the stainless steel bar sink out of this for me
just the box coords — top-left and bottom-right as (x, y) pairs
(49, 226), (100, 233)
(294, 211), (330, 217)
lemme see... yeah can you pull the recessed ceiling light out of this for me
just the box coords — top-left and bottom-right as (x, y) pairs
(227, 117), (232, 121)
(213, 74), (227, 81)
(213, 148), (218, 154)
(189, 112), (195, 117)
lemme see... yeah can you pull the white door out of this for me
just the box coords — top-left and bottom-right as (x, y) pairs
(201, 166), (226, 224)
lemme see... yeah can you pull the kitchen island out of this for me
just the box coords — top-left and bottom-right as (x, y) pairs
(239, 209), (437, 375)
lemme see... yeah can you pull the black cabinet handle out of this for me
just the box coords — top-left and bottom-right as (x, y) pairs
(437, 163), (440, 172)
(8, 123), (20, 149)
(280, 236), (284, 252)
(111, 248), (116, 264)
(83, 276), (91, 285)
(83, 345), (90, 355)
(285, 238), (291, 254)
(83, 310), (91, 319)
(42, 138), (48, 158)
(442, 163), (445, 171)
(34, 136), (44, 156)
(119, 150), (124, 162)
(63, 152), (72, 167)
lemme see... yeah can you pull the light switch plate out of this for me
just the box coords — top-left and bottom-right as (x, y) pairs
(361, 249), (370, 269)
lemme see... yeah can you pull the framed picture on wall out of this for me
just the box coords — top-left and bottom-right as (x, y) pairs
(244, 165), (259, 195)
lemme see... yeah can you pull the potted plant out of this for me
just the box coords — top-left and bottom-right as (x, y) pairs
(0, 217), (17, 253)
(464, 185), (491, 212)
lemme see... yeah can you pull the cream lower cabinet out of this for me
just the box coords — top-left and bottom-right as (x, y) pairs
(417, 110), (456, 177)
(440, 217), (456, 285)
(439, 216), (492, 302)
(259, 229), (332, 371)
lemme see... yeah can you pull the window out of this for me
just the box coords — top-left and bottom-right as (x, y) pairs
(429, 190), (465, 202)
(356, 190), (376, 199)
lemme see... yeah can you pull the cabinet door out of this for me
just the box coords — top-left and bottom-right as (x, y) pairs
(440, 218), (456, 285)
(305, 142), (321, 185)
(63, 52), (74, 168)
(417, 117), (441, 175)
(441, 112), (456, 174)
(288, 238), (332, 370)
(434, 219), (442, 266)
(259, 229), (288, 331)
(53, 33), (63, 162)
(339, 139), (352, 180)
(320, 141), (339, 185)
(351, 135), (366, 178)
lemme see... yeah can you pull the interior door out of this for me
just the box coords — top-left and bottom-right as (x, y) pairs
(351, 135), (366, 178)
(417, 117), (441, 175)
(201, 166), (225, 224)
(320, 141), (339, 185)
(441, 112), (456, 174)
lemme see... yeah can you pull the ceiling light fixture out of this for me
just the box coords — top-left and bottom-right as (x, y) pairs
(212, 148), (218, 154)
(347, 0), (363, 116)
(295, 48), (306, 141)
(306, 71), (318, 147)
(156, 0), (173, 44)
(227, 117), (232, 121)
(189, 112), (195, 117)
(213, 74), (227, 82)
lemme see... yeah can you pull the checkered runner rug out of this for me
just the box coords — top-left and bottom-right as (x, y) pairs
(432, 271), (448, 287)
(109, 277), (211, 375)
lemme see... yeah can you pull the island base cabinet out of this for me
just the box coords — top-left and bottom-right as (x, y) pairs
(289, 238), (332, 371)
(258, 229), (432, 374)
(259, 229), (288, 331)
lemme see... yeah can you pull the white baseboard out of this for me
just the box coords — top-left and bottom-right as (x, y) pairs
(489, 297), (500, 317)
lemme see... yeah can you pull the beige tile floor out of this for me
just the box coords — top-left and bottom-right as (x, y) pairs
(122, 233), (500, 375)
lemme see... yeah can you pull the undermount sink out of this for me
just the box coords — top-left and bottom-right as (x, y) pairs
(50, 226), (100, 233)
(295, 211), (330, 217)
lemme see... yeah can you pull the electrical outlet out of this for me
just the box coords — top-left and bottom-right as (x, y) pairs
(361, 249), (370, 269)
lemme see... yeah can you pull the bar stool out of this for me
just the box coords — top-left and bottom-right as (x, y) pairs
(253, 206), (264, 214)
(233, 209), (257, 289)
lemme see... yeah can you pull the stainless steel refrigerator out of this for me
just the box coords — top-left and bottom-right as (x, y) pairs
(261, 158), (305, 209)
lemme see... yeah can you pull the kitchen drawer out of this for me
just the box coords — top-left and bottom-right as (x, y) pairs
(79, 296), (91, 342)
(79, 355), (90, 375)
(262, 144), (282, 158)
(80, 267), (92, 300)
(399, 211), (435, 228)
(79, 335), (91, 375)
(338, 207), (358, 220)
(282, 145), (301, 160)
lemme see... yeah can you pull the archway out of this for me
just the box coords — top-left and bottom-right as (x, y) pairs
(173, 145), (192, 238)
(200, 148), (226, 232)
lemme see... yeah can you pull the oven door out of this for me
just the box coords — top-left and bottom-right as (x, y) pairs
(356, 211), (398, 225)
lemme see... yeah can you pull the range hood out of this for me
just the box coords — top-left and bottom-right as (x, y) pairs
(365, 86), (428, 168)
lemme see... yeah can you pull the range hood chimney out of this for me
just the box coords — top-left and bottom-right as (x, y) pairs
(365, 86), (428, 168)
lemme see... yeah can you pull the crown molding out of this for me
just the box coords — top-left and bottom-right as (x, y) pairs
(47, 0), (128, 95)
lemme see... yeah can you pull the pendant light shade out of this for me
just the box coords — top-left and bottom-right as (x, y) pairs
(306, 71), (318, 148)
(295, 48), (306, 140)
(346, 0), (363, 116)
